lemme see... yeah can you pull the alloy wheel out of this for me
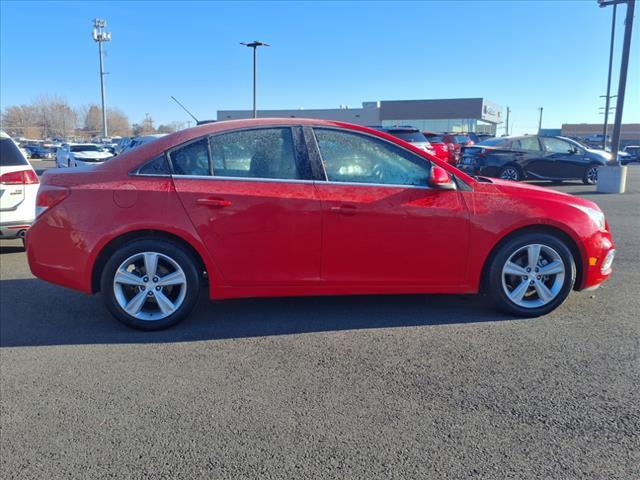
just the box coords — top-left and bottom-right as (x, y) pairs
(113, 251), (187, 321)
(501, 244), (565, 309)
(586, 166), (598, 184)
(500, 167), (519, 181)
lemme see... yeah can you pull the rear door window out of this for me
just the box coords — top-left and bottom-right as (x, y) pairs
(210, 128), (304, 180)
(169, 138), (211, 176)
(513, 137), (541, 151)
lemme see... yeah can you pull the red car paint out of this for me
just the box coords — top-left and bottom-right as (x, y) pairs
(422, 132), (456, 164)
(27, 118), (614, 301)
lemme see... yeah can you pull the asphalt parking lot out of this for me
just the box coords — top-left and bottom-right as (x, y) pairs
(1, 164), (639, 479)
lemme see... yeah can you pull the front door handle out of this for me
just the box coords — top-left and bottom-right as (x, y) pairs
(330, 204), (357, 216)
(196, 197), (231, 208)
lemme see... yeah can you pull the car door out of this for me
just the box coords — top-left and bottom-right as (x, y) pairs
(511, 136), (551, 178)
(539, 137), (587, 179)
(170, 126), (323, 286)
(309, 127), (470, 286)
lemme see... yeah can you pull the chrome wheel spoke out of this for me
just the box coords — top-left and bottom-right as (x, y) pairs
(113, 251), (188, 322)
(155, 291), (176, 315)
(527, 244), (542, 270)
(157, 270), (186, 287)
(509, 280), (529, 303)
(114, 270), (145, 286)
(502, 243), (565, 309)
(504, 261), (527, 276)
(143, 252), (159, 278)
(534, 280), (554, 303)
(125, 290), (147, 315)
(538, 260), (564, 276)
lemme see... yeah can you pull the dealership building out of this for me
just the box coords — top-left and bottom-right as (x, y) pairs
(218, 98), (504, 134)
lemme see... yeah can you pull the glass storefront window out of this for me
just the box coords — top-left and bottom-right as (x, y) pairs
(382, 119), (497, 135)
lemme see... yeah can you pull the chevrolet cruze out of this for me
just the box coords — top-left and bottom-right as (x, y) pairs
(27, 119), (615, 330)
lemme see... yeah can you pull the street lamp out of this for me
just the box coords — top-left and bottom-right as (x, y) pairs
(597, 0), (635, 163)
(240, 41), (270, 118)
(596, 0), (635, 194)
(92, 18), (111, 138)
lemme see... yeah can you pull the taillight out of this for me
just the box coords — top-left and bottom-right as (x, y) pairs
(36, 185), (70, 217)
(0, 169), (39, 185)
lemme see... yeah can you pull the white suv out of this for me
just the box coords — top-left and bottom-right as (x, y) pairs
(0, 131), (39, 242)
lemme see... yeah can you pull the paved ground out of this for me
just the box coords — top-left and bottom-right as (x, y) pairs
(1, 164), (639, 479)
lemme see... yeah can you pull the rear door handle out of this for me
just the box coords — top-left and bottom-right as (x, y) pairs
(196, 197), (231, 208)
(330, 204), (357, 216)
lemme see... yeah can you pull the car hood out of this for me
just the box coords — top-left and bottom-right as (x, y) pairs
(73, 151), (112, 160)
(474, 177), (599, 210)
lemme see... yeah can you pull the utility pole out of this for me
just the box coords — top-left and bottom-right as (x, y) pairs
(609, 0), (635, 164)
(537, 107), (544, 133)
(505, 107), (511, 136)
(602, 3), (618, 149)
(92, 19), (111, 138)
(240, 41), (270, 118)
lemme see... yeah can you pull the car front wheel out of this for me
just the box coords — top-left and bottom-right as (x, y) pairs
(487, 233), (576, 316)
(100, 238), (201, 330)
(583, 164), (599, 185)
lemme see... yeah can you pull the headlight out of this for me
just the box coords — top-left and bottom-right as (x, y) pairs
(577, 205), (606, 230)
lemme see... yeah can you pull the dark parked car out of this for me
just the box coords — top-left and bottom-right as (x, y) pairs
(458, 135), (609, 184)
(25, 145), (54, 159)
(622, 145), (639, 164)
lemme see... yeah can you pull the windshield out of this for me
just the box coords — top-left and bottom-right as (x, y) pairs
(71, 145), (103, 152)
(424, 134), (445, 143)
(453, 135), (470, 144)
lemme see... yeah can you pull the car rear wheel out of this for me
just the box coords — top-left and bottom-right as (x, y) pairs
(583, 164), (599, 185)
(487, 233), (575, 316)
(498, 165), (522, 181)
(100, 238), (201, 330)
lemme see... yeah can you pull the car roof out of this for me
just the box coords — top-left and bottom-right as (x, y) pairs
(90, 118), (473, 183)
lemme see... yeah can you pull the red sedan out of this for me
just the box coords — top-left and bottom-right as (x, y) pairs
(27, 119), (615, 330)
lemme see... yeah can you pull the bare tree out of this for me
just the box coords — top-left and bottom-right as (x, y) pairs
(32, 94), (77, 139)
(2, 96), (130, 140)
(107, 108), (131, 137)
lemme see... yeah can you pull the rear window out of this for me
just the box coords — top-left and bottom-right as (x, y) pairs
(424, 134), (445, 143)
(388, 131), (428, 143)
(453, 135), (470, 143)
(0, 137), (29, 166)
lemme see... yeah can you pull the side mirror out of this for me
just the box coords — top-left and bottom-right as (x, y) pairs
(428, 165), (456, 190)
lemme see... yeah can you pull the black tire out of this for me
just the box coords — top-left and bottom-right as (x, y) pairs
(100, 238), (201, 330)
(498, 164), (523, 181)
(486, 232), (576, 317)
(583, 164), (599, 185)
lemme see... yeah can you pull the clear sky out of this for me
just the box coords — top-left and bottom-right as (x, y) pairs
(1, 0), (638, 135)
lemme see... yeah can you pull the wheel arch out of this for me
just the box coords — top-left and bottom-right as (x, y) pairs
(479, 224), (584, 292)
(91, 229), (209, 293)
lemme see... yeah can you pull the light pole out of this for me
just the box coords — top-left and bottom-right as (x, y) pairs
(92, 18), (111, 138)
(597, 0), (635, 193)
(601, 3), (617, 149)
(240, 41), (270, 118)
